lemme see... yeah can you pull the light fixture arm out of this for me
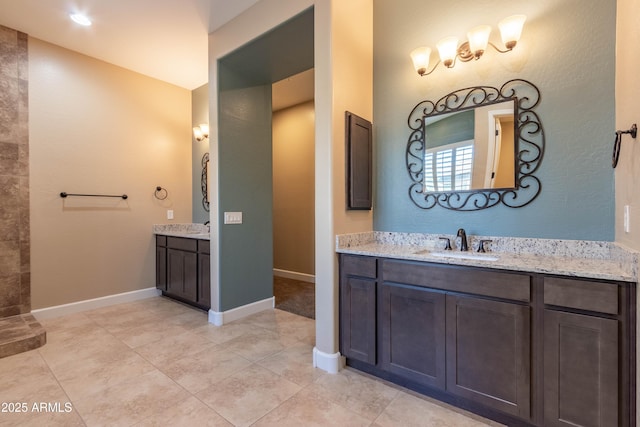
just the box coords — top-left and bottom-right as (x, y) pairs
(487, 41), (514, 54)
(455, 41), (514, 65)
(418, 59), (442, 76)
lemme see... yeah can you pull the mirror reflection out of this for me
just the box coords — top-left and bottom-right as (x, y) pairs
(423, 100), (515, 193)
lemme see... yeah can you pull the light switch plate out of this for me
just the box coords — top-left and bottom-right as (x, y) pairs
(624, 205), (630, 233)
(167, 210), (174, 220)
(224, 212), (242, 224)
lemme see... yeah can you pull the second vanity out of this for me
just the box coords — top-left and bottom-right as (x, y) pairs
(154, 224), (210, 310)
(337, 232), (637, 427)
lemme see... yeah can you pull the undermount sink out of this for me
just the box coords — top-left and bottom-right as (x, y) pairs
(413, 249), (499, 262)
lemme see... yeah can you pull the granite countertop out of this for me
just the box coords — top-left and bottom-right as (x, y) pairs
(336, 232), (638, 283)
(153, 224), (210, 240)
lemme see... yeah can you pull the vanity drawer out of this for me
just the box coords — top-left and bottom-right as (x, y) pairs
(543, 277), (618, 315)
(382, 260), (530, 302)
(167, 236), (198, 252)
(341, 255), (377, 279)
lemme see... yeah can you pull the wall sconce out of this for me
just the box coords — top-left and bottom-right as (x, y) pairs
(193, 124), (209, 142)
(410, 15), (526, 76)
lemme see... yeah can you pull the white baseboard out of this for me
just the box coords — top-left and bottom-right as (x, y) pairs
(273, 268), (315, 283)
(208, 296), (275, 326)
(31, 287), (162, 321)
(313, 347), (344, 374)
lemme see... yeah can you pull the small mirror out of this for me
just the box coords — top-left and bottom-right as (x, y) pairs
(407, 79), (544, 211)
(423, 100), (516, 192)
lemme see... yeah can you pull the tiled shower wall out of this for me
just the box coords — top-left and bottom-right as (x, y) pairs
(0, 26), (30, 317)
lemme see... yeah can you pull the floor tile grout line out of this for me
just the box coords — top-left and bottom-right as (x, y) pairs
(36, 337), (91, 426)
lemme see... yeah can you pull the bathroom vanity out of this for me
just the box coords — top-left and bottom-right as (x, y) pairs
(154, 225), (210, 310)
(338, 232), (637, 427)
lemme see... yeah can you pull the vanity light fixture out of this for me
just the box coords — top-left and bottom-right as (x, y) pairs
(193, 124), (209, 142)
(410, 15), (526, 77)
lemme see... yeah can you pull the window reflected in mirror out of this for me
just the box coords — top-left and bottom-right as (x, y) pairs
(423, 100), (515, 193)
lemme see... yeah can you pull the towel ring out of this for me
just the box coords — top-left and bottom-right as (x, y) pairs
(154, 186), (168, 200)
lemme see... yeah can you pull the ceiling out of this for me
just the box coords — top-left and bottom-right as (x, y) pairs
(0, 0), (261, 90)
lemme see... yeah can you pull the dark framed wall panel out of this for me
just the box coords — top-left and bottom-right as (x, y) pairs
(346, 111), (372, 210)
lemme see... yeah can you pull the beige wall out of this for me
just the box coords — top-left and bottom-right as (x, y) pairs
(273, 101), (315, 276)
(495, 118), (515, 188)
(332, 0), (374, 236)
(615, 0), (640, 250)
(29, 38), (192, 309)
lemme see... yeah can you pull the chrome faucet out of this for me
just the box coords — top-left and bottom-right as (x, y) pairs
(456, 228), (468, 251)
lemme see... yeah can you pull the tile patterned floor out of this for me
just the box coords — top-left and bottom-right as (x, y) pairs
(0, 297), (504, 426)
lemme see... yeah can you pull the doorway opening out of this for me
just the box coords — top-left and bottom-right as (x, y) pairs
(216, 8), (315, 316)
(272, 69), (315, 318)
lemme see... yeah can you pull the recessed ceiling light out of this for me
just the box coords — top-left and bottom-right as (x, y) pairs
(70, 13), (92, 26)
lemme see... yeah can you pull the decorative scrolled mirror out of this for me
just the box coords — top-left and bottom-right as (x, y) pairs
(201, 152), (210, 212)
(406, 79), (544, 211)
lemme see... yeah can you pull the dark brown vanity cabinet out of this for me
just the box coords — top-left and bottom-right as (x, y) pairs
(340, 255), (377, 365)
(197, 240), (211, 308)
(167, 243), (198, 302)
(379, 282), (446, 389)
(156, 236), (167, 291)
(156, 236), (210, 310)
(339, 254), (636, 427)
(446, 294), (531, 419)
(542, 276), (632, 427)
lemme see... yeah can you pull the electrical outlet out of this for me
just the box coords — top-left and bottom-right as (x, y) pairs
(224, 212), (242, 224)
(624, 205), (630, 233)
(167, 210), (174, 220)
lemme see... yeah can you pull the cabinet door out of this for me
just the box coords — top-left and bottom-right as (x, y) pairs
(446, 295), (531, 419)
(379, 283), (446, 389)
(167, 248), (198, 302)
(156, 246), (167, 291)
(340, 276), (376, 365)
(543, 310), (618, 427)
(198, 253), (211, 309)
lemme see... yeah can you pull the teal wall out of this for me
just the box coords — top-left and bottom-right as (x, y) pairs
(216, 8), (314, 311)
(218, 67), (274, 311)
(373, 0), (616, 240)
(427, 110), (474, 149)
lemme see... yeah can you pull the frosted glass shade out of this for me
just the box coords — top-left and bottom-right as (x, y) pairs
(193, 127), (204, 141)
(199, 124), (209, 138)
(410, 47), (432, 75)
(436, 36), (459, 67)
(467, 25), (492, 57)
(499, 15), (526, 49)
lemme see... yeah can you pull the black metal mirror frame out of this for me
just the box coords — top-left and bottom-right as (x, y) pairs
(406, 79), (544, 211)
(201, 152), (210, 212)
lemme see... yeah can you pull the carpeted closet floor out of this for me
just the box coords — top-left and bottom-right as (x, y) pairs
(273, 276), (315, 319)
